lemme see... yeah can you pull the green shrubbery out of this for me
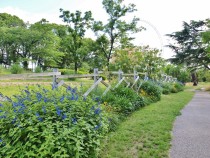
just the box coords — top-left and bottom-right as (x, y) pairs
(0, 85), (108, 157)
(0, 79), (185, 157)
(160, 82), (184, 94)
(35, 66), (42, 73)
(102, 86), (145, 116)
(10, 64), (23, 74)
(139, 81), (162, 103)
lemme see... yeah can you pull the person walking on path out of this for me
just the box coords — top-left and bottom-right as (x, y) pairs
(170, 91), (210, 158)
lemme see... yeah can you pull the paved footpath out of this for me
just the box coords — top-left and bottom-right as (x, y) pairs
(170, 91), (210, 158)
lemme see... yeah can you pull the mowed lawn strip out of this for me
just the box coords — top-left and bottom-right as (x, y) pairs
(100, 91), (194, 158)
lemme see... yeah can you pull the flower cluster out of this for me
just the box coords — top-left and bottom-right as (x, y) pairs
(0, 84), (108, 157)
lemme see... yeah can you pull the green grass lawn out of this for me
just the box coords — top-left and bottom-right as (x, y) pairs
(100, 91), (194, 158)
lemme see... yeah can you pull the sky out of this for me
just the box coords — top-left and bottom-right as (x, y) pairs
(0, 0), (209, 59)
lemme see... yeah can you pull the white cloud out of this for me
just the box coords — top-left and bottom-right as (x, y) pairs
(0, 6), (63, 24)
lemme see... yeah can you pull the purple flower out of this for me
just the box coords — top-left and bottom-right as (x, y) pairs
(0, 103), (2, 107)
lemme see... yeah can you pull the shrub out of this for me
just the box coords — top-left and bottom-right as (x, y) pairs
(161, 83), (173, 94)
(139, 81), (161, 103)
(35, 66), (42, 73)
(0, 85), (108, 157)
(10, 64), (23, 74)
(102, 86), (145, 116)
(173, 82), (184, 92)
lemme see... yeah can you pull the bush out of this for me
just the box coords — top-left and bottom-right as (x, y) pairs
(139, 81), (161, 103)
(173, 82), (184, 92)
(102, 86), (145, 116)
(35, 66), (42, 73)
(161, 83), (173, 94)
(10, 64), (23, 74)
(0, 85), (108, 157)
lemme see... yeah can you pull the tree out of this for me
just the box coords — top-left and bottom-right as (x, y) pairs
(59, 9), (93, 73)
(93, 0), (142, 70)
(164, 64), (191, 83)
(30, 20), (64, 69)
(0, 13), (25, 28)
(167, 19), (210, 70)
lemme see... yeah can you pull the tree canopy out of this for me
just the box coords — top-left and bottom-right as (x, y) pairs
(167, 19), (210, 70)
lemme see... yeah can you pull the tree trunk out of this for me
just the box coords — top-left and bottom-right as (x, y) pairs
(74, 62), (78, 74)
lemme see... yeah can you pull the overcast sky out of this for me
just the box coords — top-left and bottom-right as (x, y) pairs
(0, 0), (209, 59)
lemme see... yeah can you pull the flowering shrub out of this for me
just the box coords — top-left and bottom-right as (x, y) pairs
(139, 81), (162, 103)
(0, 85), (108, 157)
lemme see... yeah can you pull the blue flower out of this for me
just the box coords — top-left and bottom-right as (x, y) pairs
(44, 97), (48, 103)
(62, 113), (67, 120)
(42, 106), (47, 114)
(71, 88), (77, 94)
(12, 117), (17, 124)
(0, 103), (2, 107)
(35, 112), (43, 122)
(72, 118), (77, 124)
(60, 96), (65, 102)
(67, 86), (71, 92)
(91, 106), (95, 111)
(94, 108), (101, 115)
(94, 123), (102, 130)
(36, 93), (42, 101)
(0, 139), (2, 143)
(36, 112), (40, 117)
(0, 110), (2, 113)
(71, 95), (75, 100)
(24, 90), (30, 95)
(56, 107), (62, 116)
(0, 115), (6, 119)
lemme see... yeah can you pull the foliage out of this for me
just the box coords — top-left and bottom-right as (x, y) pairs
(102, 86), (145, 116)
(59, 9), (94, 73)
(0, 85), (108, 157)
(167, 19), (210, 70)
(164, 64), (191, 83)
(173, 82), (184, 92)
(93, 0), (142, 70)
(35, 66), (42, 73)
(10, 64), (23, 74)
(161, 83), (173, 94)
(139, 81), (162, 103)
(0, 13), (25, 28)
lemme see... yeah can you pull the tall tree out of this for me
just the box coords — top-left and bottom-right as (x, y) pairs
(167, 19), (210, 70)
(59, 9), (93, 73)
(0, 13), (25, 28)
(93, 0), (142, 70)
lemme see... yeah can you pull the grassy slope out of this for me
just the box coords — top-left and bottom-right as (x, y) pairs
(100, 91), (194, 158)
